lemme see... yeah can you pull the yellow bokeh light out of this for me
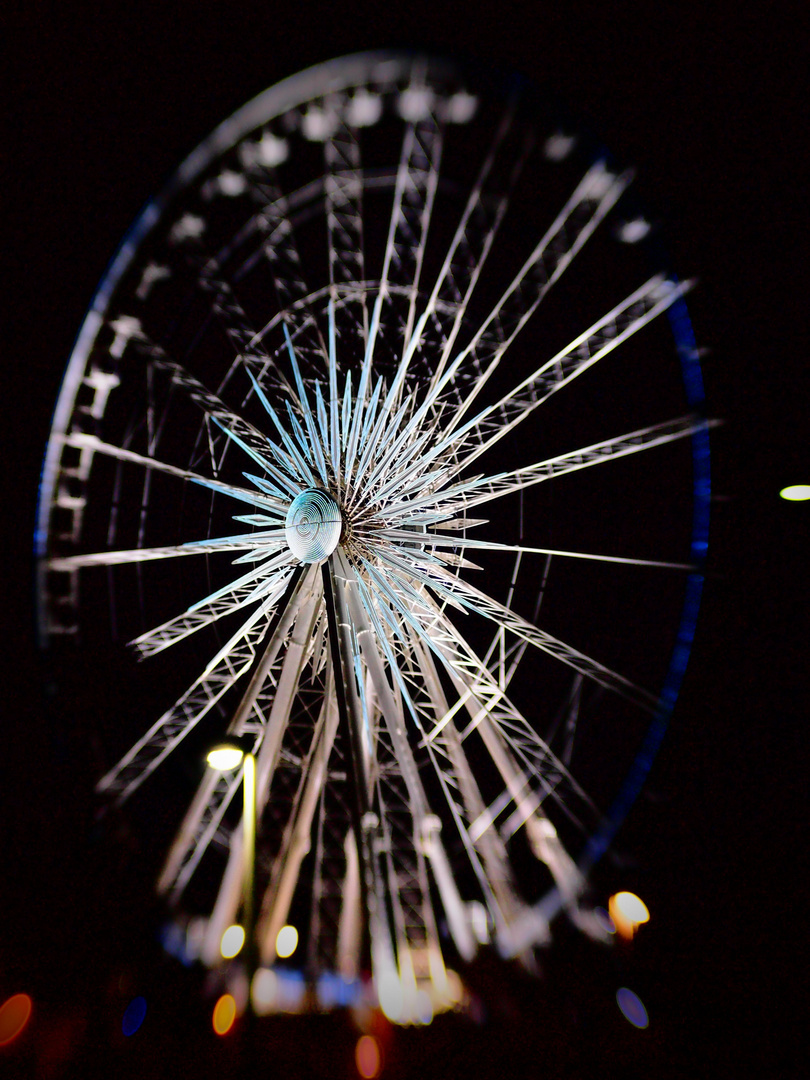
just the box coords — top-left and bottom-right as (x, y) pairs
(212, 994), (237, 1036)
(220, 924), (245, 959)
(275, 924), (298, 959)
(206, 747), (244, 770)
(0, 994), (33, 1047)
(355, 1034), (381, 1079)
(780, 485), (810, 501)
(609, 892), (650, 940)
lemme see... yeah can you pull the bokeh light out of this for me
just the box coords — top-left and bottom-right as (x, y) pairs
(206, 746), (244, 770)
(609, 892), (650, 940)
(780, 485), (810, 501)
(616, 987), (649, 1029)
(377, 971), (403, 1023)
(355, 1034), (381, 1078)
(276, 970), (306, 1013)
(212, 994), (237, 1036)
(220, 924), (245, 959)
(275, 924), (298, 959)
(121, 996), (147, 1037)
(0, 994), (33, 1046)
(616, 217), (651, 243)
(251, 969), (279, 1015)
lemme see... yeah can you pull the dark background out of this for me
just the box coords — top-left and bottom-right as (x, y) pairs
(4, 3), (808, 1077)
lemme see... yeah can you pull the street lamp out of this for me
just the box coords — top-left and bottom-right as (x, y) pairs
(206, 738), (257, 1010)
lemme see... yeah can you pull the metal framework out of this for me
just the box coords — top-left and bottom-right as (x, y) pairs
(37, 53), (711, 1022)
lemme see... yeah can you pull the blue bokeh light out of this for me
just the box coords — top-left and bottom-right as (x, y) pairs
(616, 987), (649, 1029)
(122, 995), (147, 1036)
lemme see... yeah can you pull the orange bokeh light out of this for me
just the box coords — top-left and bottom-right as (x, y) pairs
(608, 892), (650, 940)
(356, 1034), (381, 1078)
(0, 994), (33, 1046)
(212, 994), (237, 1036)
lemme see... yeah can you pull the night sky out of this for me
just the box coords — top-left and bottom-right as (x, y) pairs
(4, 5), (807, 1077)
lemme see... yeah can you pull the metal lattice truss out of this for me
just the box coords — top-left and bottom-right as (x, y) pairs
(40, 56), (711, 1022)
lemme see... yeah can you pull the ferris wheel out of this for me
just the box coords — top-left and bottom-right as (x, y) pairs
(37, 52), (711, 1020)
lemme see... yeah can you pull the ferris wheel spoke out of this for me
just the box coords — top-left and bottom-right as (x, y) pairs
(349, 356), (455, 504)
(378, 545), (658, 711)
(96, 601), (276, 805)
(130, 566), (295, 658)
(343, 551), (472, 969)
(112, 565), (308, 816)
(279, 326), (332, 486)
(324, 105), (369, 347)
(391, 275), (695, 494)
(382, 414), (714, 521)
(142, 346), (292, 479)
(58, 432), (286, 513)
(198, 265), (296, 401)
(257, 673), (340, 964)
(341, 611), (447, 996)
(440, 649), (588, 909)
(452, 679), (587, 907)
(351, 571), (507, 957)
(244, 366), (318, 487)
(360, 85), (444, 397)
(419, 104), (533, 389)
(402, 625), (542, 954)
(384, 69), (445, 362)
(157, 760), (244, 901)
(436, 162), (632, 430)
(370, 529), (695, 571)
(186, 550), (295, 614)
(241, 158), (330, 369)
(357, 557), (627, 829)
(47, 533), (287, 571)
(412, 592), (600, 847)
(200, 570), (324, 965)
(348, 394), (441, 507)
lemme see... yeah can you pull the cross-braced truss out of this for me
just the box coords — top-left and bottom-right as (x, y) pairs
(38, 53), (711, 1022)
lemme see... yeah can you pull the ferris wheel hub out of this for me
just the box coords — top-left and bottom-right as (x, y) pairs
(284, 489), (343, 563)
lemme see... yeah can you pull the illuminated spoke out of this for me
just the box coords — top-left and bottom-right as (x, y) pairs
(130, 567), (294, 658)
(387, 276), (695, 494)
(48, 533), (287, 571)
(374, 544), (657, 710)
(438, 162), (632, 428)
(381, 415), (713, 519)
(98, 600), (277, 804)
(418, 104), (532, 388)
(59, 433), (285, 512)
(369, 531), (694, 571)
(325, 103), (369, 347)
(143, 346), (285, 476)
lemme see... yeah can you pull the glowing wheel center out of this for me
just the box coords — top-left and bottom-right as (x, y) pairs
(284, 489), (342, 564)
